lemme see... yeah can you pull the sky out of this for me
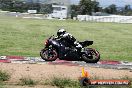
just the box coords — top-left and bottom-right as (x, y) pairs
(71, 0), (132, 7)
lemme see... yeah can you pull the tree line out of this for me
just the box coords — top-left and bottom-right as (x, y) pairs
(0, 0), (132, 16)
(71, 0), (132, 18)
(0, 0), (52, 14)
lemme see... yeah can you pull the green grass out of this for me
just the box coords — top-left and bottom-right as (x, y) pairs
(19, 77), (37, 86)
(0, 70), (10, 81)
(44, 77), (81, 88)
(0, 14), (132, 61)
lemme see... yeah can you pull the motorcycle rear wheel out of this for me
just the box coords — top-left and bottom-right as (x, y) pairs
(40, 48), (58, 61)
(82, 48), (100, 63)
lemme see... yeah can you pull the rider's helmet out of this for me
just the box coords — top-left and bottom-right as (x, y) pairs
(57, 28), (66, 37)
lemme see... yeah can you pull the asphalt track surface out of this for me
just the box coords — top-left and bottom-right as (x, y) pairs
(0, 56), (132, 70)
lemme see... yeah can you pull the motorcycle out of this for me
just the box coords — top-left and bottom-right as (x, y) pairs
(40, 35), (100, 63)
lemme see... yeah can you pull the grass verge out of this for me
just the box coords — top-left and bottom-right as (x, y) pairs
(44, 77), (81, 88)
(19, 77), (37, 86)
(0, 70), (10, 81)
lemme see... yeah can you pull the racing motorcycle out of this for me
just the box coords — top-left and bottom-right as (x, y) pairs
(40, 35), (100, 63)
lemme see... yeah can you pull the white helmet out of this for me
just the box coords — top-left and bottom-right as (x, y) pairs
(57, 28), (66, 36)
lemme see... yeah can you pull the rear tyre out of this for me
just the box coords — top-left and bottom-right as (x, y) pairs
(82, 48), (100, 63)
(40, 48), (58, 61)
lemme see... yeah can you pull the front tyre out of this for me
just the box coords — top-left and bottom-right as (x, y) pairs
(82, 48), (100, 63)
(40, 48), (58, 61)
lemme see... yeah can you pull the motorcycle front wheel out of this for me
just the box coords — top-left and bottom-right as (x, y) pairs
(82, 48), (100, 63)
(40, 48), (58, 61)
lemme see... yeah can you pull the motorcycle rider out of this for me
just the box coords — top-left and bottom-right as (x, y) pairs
(55, 28), (82, 52)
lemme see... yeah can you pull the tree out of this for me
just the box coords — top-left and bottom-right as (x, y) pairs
(0, 0), (13, 11)
(79, 0), (100, 15)
(70, 5), (80, 18)
(0, 0), (42, 13)
(79, 0), (93, 15)
(39, 4), (53, 14)
(104, 4), (117, 14)
(124, 5), (131, 11)
(0, 0), (28, 12)
(124, 5), (132, 16)
(92, 0), (100, 12)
